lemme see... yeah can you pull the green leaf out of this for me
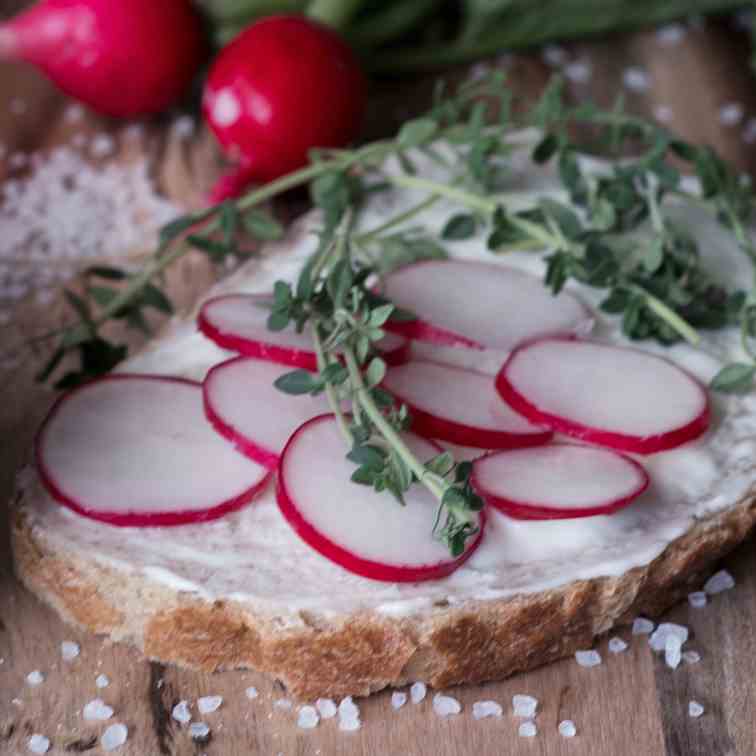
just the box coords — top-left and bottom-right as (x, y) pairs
(159, 214), (202, 245)
(441, 214), (477, 240)
(710, 362), (756, 393)
(220, 201), (239, 248)
(141, 284), (173, 314)
(274, 370), (321, 395)
(84, 266), (126, 281)
(244, 209), (284, 241)
(425, 451), (454, 477)
(266, 310), (290, 331)
(532, 134), (559, 164)
(368, 304), (394, 328)
(454, 461), (473, 483)
(321, 362), (349, 385)
(327, 259), (353, 308)
(397, 118), (438, 149)
(35, 347), (65, 383)
(64, 289), (92, 325)
(365, 357), (387, 388)
(347, 444), (386, 471)
(540, 198), (582, 240)
(442, 486), (466, 509)
(641, 238), (665, 274)
(61, 323), (95, 349)
(351, 466), (377, 485)
(187, 235), (231, 260)
(86, 286), (118, 309)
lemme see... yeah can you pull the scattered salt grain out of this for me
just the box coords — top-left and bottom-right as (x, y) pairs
(542, 44), (567, 67)
(101, 723), (128, 751)
(688, 591), (707, 609)
(338, 696), (361, 731)
(391, 692), (407, 711)
(432, 693), (461, 718)
(683, 650), (701, 665)
(10, 98), (27, 116)
(298, 706), (320, 729)
(622, 67), (650, 92)
(410, 681), (427, 704)
(83, 698), (114, 721)
(742, 118), (756, 144)
(71, 133), (88, 149)
(665, 635), (683, 669)
(704, 569), (735, 595)
(171, 700), (191, 724)
(468, 62), (491, 82)
(575, 650), (602, 668)
(61, 641), (80, 661)
(632, 617), (654, 635)
(189, 722), (210, 740)
(564, 60), (592, 84)
(273, 698), (292, 710)
(689, 700), (705, 718)
(472, 700), (502, 719)
(656, 23), (686, 45)
(559, 719), (577, 738)
(245, 686), (258, 700)
(649, 623), (689, 652)
(64, 104), (85, 123)
(90, 134), (115, 159)
(518, 721), (537, 737)
(197, 695), (222, 714)
(27, 734), (50, 754)
(608, 637), (628, 654)
(512, 694), (538, 718)
(719, 103), (744, 127)
(96, 674), (110, 689)
(26, 670), (44, 686)
(172, 115), (195, 139)
(316, 698), (337, 719)
(8, 152), (27, 170)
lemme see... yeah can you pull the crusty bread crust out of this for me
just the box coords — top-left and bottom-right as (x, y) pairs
(12, 486), (756, 700)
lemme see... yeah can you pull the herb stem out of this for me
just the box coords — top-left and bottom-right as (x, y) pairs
(356, 194), (441, 244)
(313, 325), (353, 445)
(386, 173), (497, 215)
(632, 285), (700, 346)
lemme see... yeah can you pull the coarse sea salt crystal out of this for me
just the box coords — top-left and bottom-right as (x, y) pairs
(198, 695), (222, 714)
(61, 641), (80, 661)
(683, 650), (701, 665)
(338, 697), (361, 732)
(27, 670), (44, 686)
(608, 637), (628, 654)
(632, 617), (655, 635)
(171, 700), (191, 724)
(101, 723), (128, 751)
(689, 701), (705, 718)
(623, 67), (650, 92)
(719, 103), (744, 127)
(665, 635), (683, 669)
(654, 105), (673, 123)
(575, 650), (602, 668)
(96, 674), (110, 689)
(512, 694), (538, 718)
(688, 591), (708, 609)
(433, 693), (461, 718)
(542, 44), (567, 67)
(472, 700), (502, 719)
(742, 118), (756, 144)
(245, 686), (258, 699)
(189, 722), (210, 740)
(90, 134), (115, 159)
(391, 692), (407, 711)
(410, 681), (427, 704)
(28, 734), (50, 753)
(649, 623), (688, 652)
(83, 698), (114, 721)
(704, 569), (735, 595)
(297, 706), (319, 729)
(316, 698), (337, 718)
(564, 60), (592, 84)
(519, 721), (537, 737)
(656, 23), (686, 45)
(559, 720), (577, 738)
(273, 698), (292, 710)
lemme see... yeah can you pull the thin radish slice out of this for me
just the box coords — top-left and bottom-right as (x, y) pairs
(472, 444), (649, 519)
(36, 375), (270, 526)
(382, 360), (552, 449)
(496, 337), (710, 454)
(381, 260), (593, 351)
(276, 414), (485, 582)
(198, 293), (409, 368)
(204, 357), (331, 468)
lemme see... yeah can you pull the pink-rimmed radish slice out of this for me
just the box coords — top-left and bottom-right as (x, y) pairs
(276, 414), (485, 582)
(198, 293), (409, 368)
(382, 360), (552, 450)
(496, 337), (710, 454)
(472, 443), (649, 520)
(381, 260), (593, 351)
(204, 356), (330, 468)
(36, 375), (271, 527)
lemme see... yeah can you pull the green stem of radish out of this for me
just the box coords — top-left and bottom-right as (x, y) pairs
(306, 0), (367, 30)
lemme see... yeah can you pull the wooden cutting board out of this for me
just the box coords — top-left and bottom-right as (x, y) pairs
(1, 15), (755, 756)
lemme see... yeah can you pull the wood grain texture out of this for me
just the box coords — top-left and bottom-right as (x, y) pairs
(1, 15), (756, 756)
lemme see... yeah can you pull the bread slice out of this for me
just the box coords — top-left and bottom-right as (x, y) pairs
(11, 174), (756, 700)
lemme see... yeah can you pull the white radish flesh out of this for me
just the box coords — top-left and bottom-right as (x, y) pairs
(381, 261), (592, 351)
(203, 357), (330, 468)
(382, 360), (551, 449)
(472, 444), (649, 519)
(36, 375), (270, 526)
(277, 415), (484, 582)
(198, 293), (408, 369)
(496, 337), (710, 454)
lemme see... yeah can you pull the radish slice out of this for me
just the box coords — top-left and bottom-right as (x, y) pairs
(472, 444), (649, 519)
(381, 261), (592, 351)
(276, 414), (485, 582)
(204, 357), (331, 468)
(36, 375), (270, 527)
(496, 337), (710, 454)
(382, 360), (552, 449)
(198, 293), (409, 369)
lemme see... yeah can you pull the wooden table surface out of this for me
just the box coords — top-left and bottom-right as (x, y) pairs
(1, 12), (756, 756)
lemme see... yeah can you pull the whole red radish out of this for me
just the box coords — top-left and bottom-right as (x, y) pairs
(0, 0), (206, 118)
(203, 15), (366, 199)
